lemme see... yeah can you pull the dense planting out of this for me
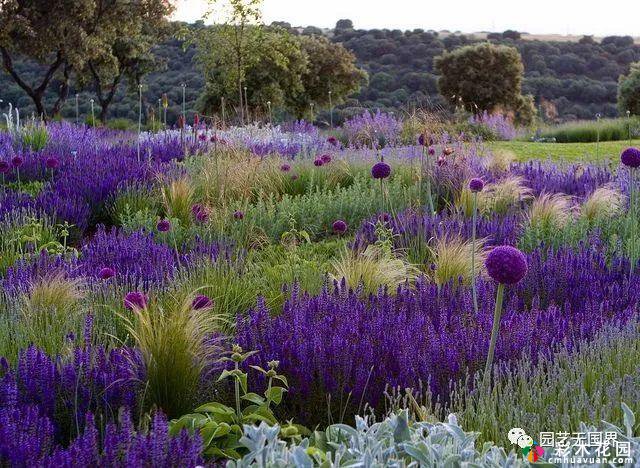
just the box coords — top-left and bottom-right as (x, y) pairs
(0, 114), (638, 466)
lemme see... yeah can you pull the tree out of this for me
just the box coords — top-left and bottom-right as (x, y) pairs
(0, 0), (174, 120)
(82, 3), (174, 122)
(335, 19), (354, 30)
(288, 35), (366, 118)
(618, 62), (640, 116)
(196, 26), (306, 117)
(196, 0), (262, 123)
(435, 42), (535, 124)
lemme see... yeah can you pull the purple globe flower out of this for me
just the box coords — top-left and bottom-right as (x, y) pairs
(157, 219), (171, 232)
(485, 246), (528, 285)
(327, 136), (338, 146)
(97, 267), (115, 280)
(191, 204), (203, 216)
(378, 212), (392, 223)
(469, 178), (485, 193)
(621, 147), (640, 168)
(196, 209), (209, 223)
(280, 163), (291, 172)
(0, 161), (10, 174)
(418, 134), (426, 146)
(124, 291), (148, 310)
(313, 158), (324, 167)
(428, 147), (435, 156)
(371, 161), (391, 179)
(291, 174), (299, 181)
(45, 157), (60, 169)
(320, 154), (332, 164)
(332, 219), (348, 234)
(233, 210), (244, 220)
(192, 294), (213, 310)
(11, 156), (23, 167)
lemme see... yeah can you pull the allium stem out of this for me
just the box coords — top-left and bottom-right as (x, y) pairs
(483, 282), (504, 389)
(471, 192), (479, 314)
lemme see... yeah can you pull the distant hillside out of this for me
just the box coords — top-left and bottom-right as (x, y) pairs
(1, 22), (639, 124)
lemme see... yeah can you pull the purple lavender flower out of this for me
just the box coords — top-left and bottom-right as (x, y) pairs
(157, 219), (171, 232)
(485, 246), (528, 285)
(124, 291), (147, 310)
(98, 267), (115, 280)
(469, 178), (485, 193)
(192, 294), (213, 310)
(332, 219), (348, 234)
(371, 161), (391, 179)
(621, 147), (640, 168)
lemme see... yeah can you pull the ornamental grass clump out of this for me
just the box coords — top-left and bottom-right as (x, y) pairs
(483, 148), (516, 172)
(120, 292), (225, 417)
(330, 245), (418, 295)
(429, 234), (487, 288)
(160, 176), (194, 227)
(481, 175), (533, 215)
(526, 192), (574, 231)
(483, 245), (527, 388)
(581, 185), (625, 221)
(18, 273), (85, 357)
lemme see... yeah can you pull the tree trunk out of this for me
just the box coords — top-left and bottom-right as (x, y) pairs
(50, 62), (71, 117)
(1, 47), (64, 121)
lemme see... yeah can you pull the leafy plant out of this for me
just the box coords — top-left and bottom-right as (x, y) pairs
(170, 345), (305, 460)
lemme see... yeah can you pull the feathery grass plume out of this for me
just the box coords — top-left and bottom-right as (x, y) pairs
(330, 245), (418, 296)
(481, 175), (533, 215)
(483, 148), (516, 172)
(429, 235), (487, 287)
(581, 185), (626, 221)
(160, 175), (194, 227)
(526, 192), (575, 230)
(120, 291), (224, 417)
(20, 273), (85, 356)
(189, 146), (285, 207)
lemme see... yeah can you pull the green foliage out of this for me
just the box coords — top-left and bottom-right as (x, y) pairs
(539, 116), (640, 143)
(618, 61), (640, 117)
(448, 321), (640, 445)
(109, 184), (160, 226)
(435, 42), (534, 125)
(19, 121), (48, 150)
(170, 345), (306, 460)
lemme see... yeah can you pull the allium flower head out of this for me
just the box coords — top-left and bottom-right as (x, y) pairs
(485, 245), (528, 285)
(621, 147), (640, 168)
(196, 209), (209, 223)
(233, 210), (244, 220)
(11, 156), (23, 167)
(0, 161), (10, 173)
(191, 204), (203, 216)
(291, 174), (299, 181)
(192, 294), (213, 310)
(45, 157), (60, 169)
(124, 291), (147, 310)
(378, 212), (391, 223)
(327, 136), (338, 146)
(428, 147), (436, 156)
(469, 178), (485, 193)
(156, 219), (171, 232)
(437, 156), (446, 167)
(332, 219), (348, 233)
(321, 154), (332, 164)
(280, 163), (291, 172)
(313, 158), (324, 167)
(371, 161), (391, 179)
(97, 267), (115, 280)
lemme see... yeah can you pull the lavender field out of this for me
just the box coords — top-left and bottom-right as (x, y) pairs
(0, 108), (638, 466)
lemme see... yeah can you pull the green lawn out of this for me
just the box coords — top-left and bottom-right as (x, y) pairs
(488, 139), (640, 163)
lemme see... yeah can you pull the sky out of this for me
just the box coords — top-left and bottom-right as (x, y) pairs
(173, 0), (640, 37)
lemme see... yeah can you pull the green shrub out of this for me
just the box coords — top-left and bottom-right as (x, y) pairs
(106, 118), (135, 131)
(539, 117), (640, 143)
